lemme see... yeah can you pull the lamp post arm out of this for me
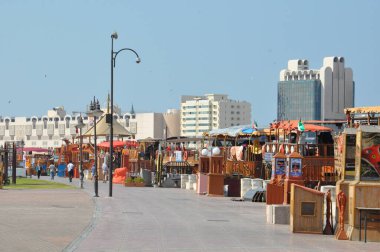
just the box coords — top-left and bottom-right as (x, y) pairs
(113, 48), (141, 67)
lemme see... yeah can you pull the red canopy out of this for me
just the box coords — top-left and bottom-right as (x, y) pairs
(97, 140), (138, 148)
(98, 140), (126, 148)
(270, 120), (332, 132)
(17, 147), (50, 153)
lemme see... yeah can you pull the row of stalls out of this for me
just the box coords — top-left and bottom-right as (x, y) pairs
(52, 114), (169, 184)
(195, 125), (267, 197)
(264, 107), (379, 242)
(23, 147), (52, 176)
(264, 120), (336, 204)
(334, 106), (380, 242)
(1, 143), (44, 185)
(54, 115), (138, 181)
(55, 138), (140, 180)
(193, 121), (336, 199)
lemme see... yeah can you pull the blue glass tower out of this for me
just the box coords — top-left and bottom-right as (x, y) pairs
(277, 80), (321, 121)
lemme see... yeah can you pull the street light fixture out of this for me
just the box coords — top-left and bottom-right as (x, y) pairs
(109, 32), (140, 197)
(75, 115), (86, 189)
(87, 97), (103, 197)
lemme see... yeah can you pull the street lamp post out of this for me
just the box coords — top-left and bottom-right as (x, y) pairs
(87, 97), (103, 197)
(109, 32), (140, 197)
(20, 139), (25, 177)
(75, 116), (86, 189)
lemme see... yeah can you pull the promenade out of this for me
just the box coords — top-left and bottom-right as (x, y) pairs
(1, 176), (379, 252)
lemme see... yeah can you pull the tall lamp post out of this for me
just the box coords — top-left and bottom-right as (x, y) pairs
(109, 32), (140, 197)
(75, 116), (86, 189)
(20, 139), (25, 177)
(87, 97), (103, 197)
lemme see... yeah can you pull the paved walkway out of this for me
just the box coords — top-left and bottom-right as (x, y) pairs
(0, 181), (92, 252)
(1, 175), (379, 251)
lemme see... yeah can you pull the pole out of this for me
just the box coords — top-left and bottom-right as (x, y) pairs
(4, 143), (8, 184)
(109, 36), (114, 197)
(12, 143), (16, 184)
(80, 127), (84, 189)
(94, 115), (99, 197)
(108, 33), (140, 196)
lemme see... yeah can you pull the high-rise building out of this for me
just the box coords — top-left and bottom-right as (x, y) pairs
(278, 57), (354, 121)
(180, 94), (251, 137)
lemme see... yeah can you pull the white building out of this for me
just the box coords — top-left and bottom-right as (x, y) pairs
(163, 109), (181, 139)
(180, 94), (251, 137)
(320, 57), (354, 120)
(278, 57), (354, 121)
(0, 106), (180, 148)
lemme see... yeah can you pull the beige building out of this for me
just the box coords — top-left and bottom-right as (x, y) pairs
(0, 107), (180, 148)
(180, 94), (251, 137)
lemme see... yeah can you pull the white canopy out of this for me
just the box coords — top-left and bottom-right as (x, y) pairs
(82, 115), (131, 137)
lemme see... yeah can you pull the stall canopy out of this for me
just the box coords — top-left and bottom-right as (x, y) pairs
(137, 137), (160, 143)
(206, 124), (261, 138)
(82, 115), (131, 137)
(98, 140), (138, 148)
(17, 147), (50, 154)
(270, 120), (332, 132)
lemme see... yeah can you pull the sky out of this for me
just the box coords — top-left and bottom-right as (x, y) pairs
(0, 0), (379, 127)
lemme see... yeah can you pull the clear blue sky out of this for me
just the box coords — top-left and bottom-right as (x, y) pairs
(0, 0), (379, 126)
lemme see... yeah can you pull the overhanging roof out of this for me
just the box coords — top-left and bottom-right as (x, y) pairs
(82, 115), (131, 137)
(344, 106), (380, 114)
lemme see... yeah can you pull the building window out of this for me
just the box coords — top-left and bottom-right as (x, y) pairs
(43, 118), (48, 129)
(236, 111), (240, 114)
(5, 119), (9, 130)
(125, 115), (130, 127)
(54, 118), (59, 128)
(65, 118), (70, 128)
(32, 118), (37, 129)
